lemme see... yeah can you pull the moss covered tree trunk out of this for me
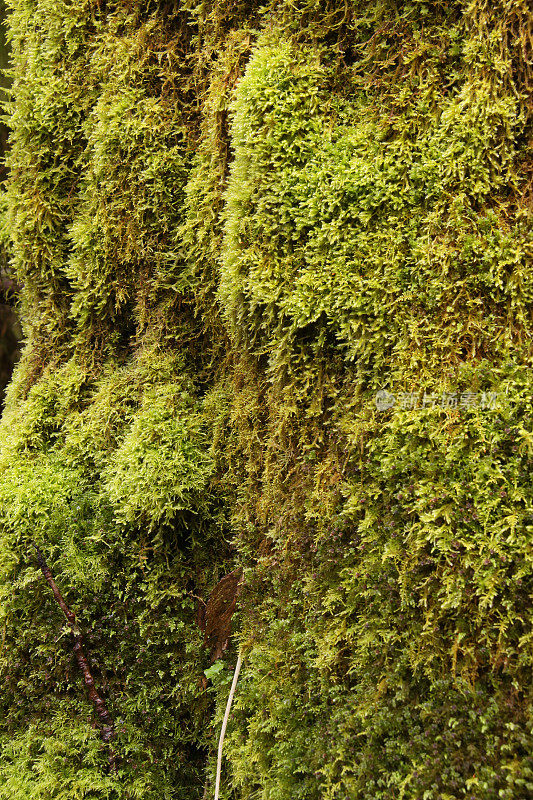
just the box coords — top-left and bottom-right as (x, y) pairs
(0, 1), (531, 798)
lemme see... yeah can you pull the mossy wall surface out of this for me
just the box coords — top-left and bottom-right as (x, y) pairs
(0, 1), (531, 798)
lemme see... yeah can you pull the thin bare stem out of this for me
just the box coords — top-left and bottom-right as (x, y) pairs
(214, 653), (242, 800)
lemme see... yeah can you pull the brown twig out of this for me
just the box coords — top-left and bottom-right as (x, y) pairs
(31, 542), (117, 770)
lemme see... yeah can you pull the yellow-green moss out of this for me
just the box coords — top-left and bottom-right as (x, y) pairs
(0, 0), (532, 798)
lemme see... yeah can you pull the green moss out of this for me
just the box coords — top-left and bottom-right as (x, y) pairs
(103, 382), (213, 530)
(0, 0), (532, 797)
(221, 33), (531, 388)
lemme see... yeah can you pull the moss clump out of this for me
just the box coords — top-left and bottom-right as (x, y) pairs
(221, 30), (531, 385)
(0, 0), (532, 798)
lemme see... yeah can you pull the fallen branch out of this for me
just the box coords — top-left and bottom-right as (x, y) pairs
(31, 543), (117, 769)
